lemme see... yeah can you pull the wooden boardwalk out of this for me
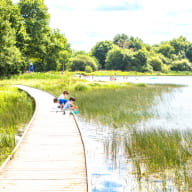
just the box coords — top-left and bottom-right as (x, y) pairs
(0, 85), (88, 192)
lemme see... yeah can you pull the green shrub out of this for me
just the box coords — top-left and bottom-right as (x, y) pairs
(85, 65), (93, 73)
(136, 83), (147, 87)
(171, 59), (192, 71)
(74, 83), (90, 91)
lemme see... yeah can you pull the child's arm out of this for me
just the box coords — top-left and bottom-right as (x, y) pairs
(69, 105), (78, 110)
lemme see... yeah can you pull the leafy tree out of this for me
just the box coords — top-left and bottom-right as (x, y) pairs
(132, 50), (148, 72)
(123, 51), (134, 71)
(0, 0), (29, 53)
(0, 20), (23, 76)
(18, 0), (71, 71)
(19, 0), (51, 69)
(113, 33), (128, 48)
(105, 47), (152, 72)
(148, 56), (163, 71)
(44, 29), (71, 71)
(91, 40), (114, 69)
(105, 47), (126, 70)
(0, 0), (26, 76)
(186, 45), (192, 62)
(113, 34), (143, 51)
(171, 59), (192, 71)
(170, 36), (190, 58)
(157, 43), (175, 58)
(71, 55), (98, 71)
(123, 36), (143, 51)
(72, 50), (87, 57)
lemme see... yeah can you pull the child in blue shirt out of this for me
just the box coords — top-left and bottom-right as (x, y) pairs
(63, 97), (76, 110)
(53, 98), (68, 110)
(63, 97), (78, 114)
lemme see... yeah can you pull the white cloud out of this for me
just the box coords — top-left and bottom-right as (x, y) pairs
(12, 0), (192, 50)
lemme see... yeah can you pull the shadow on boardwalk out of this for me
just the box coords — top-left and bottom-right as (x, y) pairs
(0, 85), (88, 192)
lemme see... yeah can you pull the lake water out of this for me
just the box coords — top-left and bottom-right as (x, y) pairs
(77, 76), (192, 192)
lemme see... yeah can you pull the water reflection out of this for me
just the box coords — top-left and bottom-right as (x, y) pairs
(77, 76), (192, 192)
(136, 86), (192, 131)
(78, 120), (138, 192)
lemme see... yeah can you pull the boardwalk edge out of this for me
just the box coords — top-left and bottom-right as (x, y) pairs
(72, 114), (90, 192)
(0, 85), (38, 172)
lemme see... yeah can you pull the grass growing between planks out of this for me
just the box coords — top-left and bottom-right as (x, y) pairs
(0, 85), (34, 164)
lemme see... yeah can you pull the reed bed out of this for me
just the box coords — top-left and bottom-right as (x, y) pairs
(126, 130), (191, 171)
(72, 85), (175, 128)
(0, 85), (34, 163)
(124, 129), (192, 191)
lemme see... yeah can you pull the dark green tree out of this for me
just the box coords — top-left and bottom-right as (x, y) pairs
(0, 20), (23, 76)
(113, 34), (143, 51)
(113, 33), (128, 48)
(91, 40), (114, 69)
(148, 56), (163, 71)
(132, 50), (149, 72)
(71, 55), (98, 71)
(19, 0), (51, 70)
(123, 36), (143, 51)
(169, 36), (190, 58)
(44, 29), (71, 71)
(157, 43), (175, 58)
(171, 59), (192, 71)
(105, 47), (128, 70)
(0, 0), (26, 76)
(186, 45), (192, 62)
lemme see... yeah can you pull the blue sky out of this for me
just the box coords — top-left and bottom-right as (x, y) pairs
(13, 0), (192, 51)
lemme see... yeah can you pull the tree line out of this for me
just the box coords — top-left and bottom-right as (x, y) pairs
(71, 34), (192, 73)
(1, 0), (192, 76)
(89, 34), (192, 73)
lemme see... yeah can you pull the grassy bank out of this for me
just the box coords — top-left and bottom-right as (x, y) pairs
(0, 85), (34, 163)
(5, 71), (148, 96)
(74, 70), (192, 76)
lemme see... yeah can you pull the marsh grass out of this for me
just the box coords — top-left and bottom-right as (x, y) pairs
(0, 85), (34, 163)
(126, 130), (191, 171)
(72, 85), (175, 128)
(124, 129), (192, 191)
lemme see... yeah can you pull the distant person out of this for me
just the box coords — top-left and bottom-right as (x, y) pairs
(58, 91), (69, 100)
(29, 63), (34, 72)
(53, 97), (68, 110)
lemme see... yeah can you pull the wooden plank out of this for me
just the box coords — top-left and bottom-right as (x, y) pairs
(0, 85), (88, 192)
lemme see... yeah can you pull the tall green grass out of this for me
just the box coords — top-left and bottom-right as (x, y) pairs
(0, 85), (34, 163)
(126, 130), (191, 171)
(125, 129), (192, 191)
(72, 85), (175, 128)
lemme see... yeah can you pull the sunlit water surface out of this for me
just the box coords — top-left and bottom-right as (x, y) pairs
(77, 76), (192, 192)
